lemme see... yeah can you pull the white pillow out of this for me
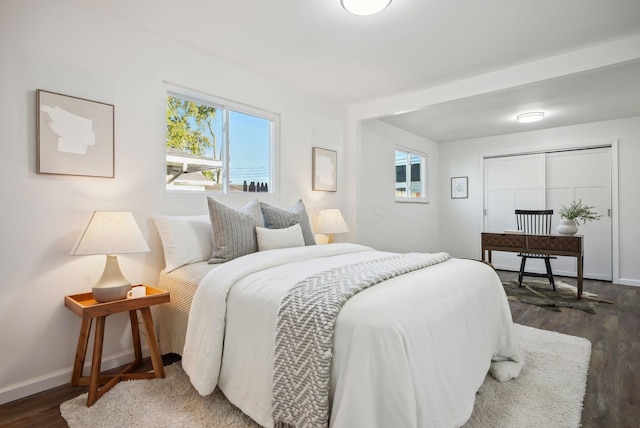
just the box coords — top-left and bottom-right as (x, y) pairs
(153, 214), (213, 273)
(256, 223), (305, 252)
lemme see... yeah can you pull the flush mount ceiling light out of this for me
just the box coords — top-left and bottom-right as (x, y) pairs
(341, 0), (392, 16)
(516, 112), (545, 123)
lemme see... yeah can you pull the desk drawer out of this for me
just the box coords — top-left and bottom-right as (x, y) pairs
(482, 233), (525, 248)
(527, 235), (581, 252)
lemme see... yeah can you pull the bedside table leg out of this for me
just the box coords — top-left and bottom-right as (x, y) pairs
(129, 310), (143, 365)
(71, 318), (92, 386)
(139, 307), (165, 378)
(87, 316), (106, 406)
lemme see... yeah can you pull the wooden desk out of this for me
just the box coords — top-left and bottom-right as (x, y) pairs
(481, 232), (584, 299)
(65, 285), (170, 406)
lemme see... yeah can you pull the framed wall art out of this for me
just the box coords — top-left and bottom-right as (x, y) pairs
(36, 89), (114, 177)
(312, 147), (337, 192)
(451, 176), (468, 199)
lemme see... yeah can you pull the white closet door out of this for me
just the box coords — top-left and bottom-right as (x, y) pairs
(546, 148), (612, 280)
(484, 148), (612, 280)
(484, 154), (546, 270)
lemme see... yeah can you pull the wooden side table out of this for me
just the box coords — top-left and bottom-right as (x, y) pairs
(64, 285), (170, 406)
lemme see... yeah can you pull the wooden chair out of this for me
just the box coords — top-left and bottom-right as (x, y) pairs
(515, 209), (556, 290)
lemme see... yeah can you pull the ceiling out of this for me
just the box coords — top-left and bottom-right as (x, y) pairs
(381, 59), (640, 142)
(72, 0), (640, 142)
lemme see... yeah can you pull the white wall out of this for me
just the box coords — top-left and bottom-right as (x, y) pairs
(356, 120), (440, 253)
(0, 0), (344, 404)
(438, 116), (640, 286)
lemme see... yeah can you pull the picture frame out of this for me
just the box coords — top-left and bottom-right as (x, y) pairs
(36, 89), (114, 178)
(312, 147), (337, 192)
(451, 176), (468, 199)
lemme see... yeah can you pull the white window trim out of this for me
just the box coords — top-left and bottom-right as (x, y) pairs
(395, 146), (428, 203)
(164, 82), (280, 195)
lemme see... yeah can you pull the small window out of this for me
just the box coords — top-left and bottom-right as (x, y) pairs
(165, 86), (278, 193)
(395, 148), (427, 201)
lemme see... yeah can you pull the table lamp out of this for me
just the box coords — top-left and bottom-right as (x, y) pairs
(71, 211), (150, 302)
(314, 209), (350, 244)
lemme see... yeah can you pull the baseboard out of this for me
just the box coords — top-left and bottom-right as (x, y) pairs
(0, 347), (150, 406)
(618, 278), (640, 287)
(494, 267), (619, 283)
(492, 264), (518, 272)
(493, 266), (552, 274)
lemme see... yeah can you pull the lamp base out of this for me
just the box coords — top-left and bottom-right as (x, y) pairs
(92, 283), (131, 302)
(314, 234), (334, 245)
(92, 255), (132, 302)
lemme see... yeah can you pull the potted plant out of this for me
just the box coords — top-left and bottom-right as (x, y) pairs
(557, 199), (603, 235)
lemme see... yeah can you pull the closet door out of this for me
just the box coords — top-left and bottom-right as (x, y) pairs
(484, 154), (546, 270)
(484, 147), (612, 280)
(546, 148), (612, 280)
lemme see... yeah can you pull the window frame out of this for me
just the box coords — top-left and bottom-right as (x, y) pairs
(395, 146), (428, 203)
(165, 83), (280, 195)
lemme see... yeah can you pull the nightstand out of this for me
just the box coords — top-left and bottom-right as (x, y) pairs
(64, 285), (170, 406)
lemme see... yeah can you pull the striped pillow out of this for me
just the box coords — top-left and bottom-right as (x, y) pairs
(260, 199), (316, 246)
(207, 197), (264, 264)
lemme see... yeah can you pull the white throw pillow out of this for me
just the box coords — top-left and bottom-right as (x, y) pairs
(256, 223), (305, 252)
(153, 214), (213, 273)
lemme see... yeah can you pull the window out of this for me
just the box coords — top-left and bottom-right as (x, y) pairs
(165, 86), (278, 193)
(395, 148), (427, 201)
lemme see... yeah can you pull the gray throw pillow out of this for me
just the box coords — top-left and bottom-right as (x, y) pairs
(207, 197), (264, 264)
(260, 199), (316, 246)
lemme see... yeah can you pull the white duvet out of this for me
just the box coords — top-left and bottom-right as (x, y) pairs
(182, 243), (524, 428)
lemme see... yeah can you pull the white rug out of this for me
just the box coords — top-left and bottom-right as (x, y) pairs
(61, 324), (591, 428)
(464, 324), (590, 428)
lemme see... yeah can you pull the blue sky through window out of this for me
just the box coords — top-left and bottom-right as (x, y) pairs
(229, 111), (271, 186)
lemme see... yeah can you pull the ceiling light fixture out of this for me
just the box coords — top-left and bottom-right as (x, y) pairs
(341, 0), (392, 16)
(516, 112), (545, 123)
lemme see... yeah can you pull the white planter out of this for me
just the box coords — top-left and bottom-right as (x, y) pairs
(557, 218), (578, 235)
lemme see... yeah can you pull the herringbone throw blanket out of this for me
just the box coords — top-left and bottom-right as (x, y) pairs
(272, 252), (450, 428)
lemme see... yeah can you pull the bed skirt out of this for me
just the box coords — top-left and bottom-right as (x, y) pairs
(157, 262), (216, 355)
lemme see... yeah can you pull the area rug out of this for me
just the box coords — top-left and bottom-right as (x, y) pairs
(61, 324), (591, 428)
(463, 324), (590, 428)
(503, 279), (612, 313)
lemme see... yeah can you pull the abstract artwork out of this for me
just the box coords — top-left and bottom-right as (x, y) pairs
(312, 147), (337, 192)
(451, 176), (468, 199)
(37, 89), (114, 177)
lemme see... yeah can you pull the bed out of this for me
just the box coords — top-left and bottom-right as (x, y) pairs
(155, 199), (524, 428)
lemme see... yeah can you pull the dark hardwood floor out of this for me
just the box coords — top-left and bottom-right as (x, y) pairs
(0, 353), (180, 428)
(500, 271), (640, 427)
(0, 273), (638, 427)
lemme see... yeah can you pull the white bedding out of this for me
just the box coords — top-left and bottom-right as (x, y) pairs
(182, 243), (524, 428)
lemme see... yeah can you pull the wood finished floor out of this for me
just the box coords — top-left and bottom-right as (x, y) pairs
(0, 273), (638, 427)
(500, 271), (640, 427)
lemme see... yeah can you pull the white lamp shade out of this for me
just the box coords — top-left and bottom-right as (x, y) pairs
(71, 211), (150, 255)
(341, 0), (392, 16)
(315, 209), (350, 234)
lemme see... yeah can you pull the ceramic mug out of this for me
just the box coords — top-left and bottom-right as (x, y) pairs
(127, 286), (146, 299)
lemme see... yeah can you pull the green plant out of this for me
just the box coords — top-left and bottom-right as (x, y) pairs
(558, 199), (603, 225)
